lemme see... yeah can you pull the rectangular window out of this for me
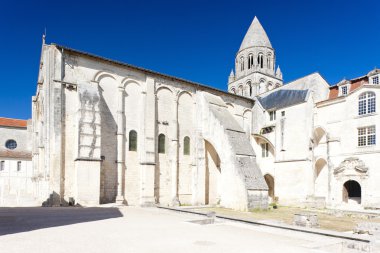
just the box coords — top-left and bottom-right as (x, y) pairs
(261, 143), (269, 157)
(281, 111), (285, 117)
(341, 86), (348, 95)
(0, 161), (4, 171)
(269, 111), (276, 121)
(359, 99), (367, 115)
(368, 96), (376, 114)
(373, 76), (379, 85)
(17, 161), (21, 172)
(358, 126), (376, 146)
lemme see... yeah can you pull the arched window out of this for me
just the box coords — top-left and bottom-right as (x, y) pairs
(247, 81), (252, 96)
(238, 85), (243, 96)
(231, 88), (236, 94)
(248, 54), (254, 69)
(257, 53), (264, 68)
(358, 92), (376, 115)
(158, 134), (166, 154)
(129, 130), (137, 151)
(240, 57), (244, 71)
(183, 136), (190, 155)
(267, 53), (271, 69)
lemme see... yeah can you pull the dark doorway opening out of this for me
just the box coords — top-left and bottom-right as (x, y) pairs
(343, 180), (361, 204)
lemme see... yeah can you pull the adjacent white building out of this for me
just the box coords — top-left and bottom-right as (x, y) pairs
(0, 118), (35, 206)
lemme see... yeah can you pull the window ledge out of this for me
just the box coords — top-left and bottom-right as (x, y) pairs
(355, 113), (377, 119)
(357, 145), (376, 149)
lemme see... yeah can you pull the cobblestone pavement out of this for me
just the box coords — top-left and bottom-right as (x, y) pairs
(0, 206), (373, 253)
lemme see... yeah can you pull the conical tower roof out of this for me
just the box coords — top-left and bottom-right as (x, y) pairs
(239, 17), (272, 51)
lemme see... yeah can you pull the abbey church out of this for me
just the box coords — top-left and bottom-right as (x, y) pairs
(1, 17), (380, 211)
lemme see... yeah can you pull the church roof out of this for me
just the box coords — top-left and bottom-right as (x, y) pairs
(239, 17), (272, 51)
(52, 44), (254, 103)
(258, 89), (309, 110)
(0, 117), (27, 128)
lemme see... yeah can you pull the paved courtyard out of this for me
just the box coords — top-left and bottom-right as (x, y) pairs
(0, 206), (374, 253)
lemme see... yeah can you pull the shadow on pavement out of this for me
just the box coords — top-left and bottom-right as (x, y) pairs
(0, 207), (123, 236)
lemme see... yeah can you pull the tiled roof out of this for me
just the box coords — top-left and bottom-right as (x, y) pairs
(327, 76), (368, 100)
(258, 89), (309, 110)
(0, 117), (28, 128)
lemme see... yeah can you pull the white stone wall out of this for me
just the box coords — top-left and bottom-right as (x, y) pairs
(316, 86), (380, 208)
(32, 44), (264, 210)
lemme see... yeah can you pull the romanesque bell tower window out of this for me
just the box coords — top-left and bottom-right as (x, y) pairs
(240, 57), (244, 71)
(257, 54), (264, 68)
(248, 54), (254, 69)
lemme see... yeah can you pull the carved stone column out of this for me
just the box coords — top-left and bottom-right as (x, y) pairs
(115, 85), (125, 203)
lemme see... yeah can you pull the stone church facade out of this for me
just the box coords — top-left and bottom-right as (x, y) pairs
(2, 17), (378, 210)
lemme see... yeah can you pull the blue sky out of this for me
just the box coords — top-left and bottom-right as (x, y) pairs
(1, 0), (379, 119)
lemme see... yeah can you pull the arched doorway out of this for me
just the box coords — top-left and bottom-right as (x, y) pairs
(264, 174), (275, 202)
(343, 180), (361, 204)
(205, 140), (221, 205)
(314, 158), (328, 197)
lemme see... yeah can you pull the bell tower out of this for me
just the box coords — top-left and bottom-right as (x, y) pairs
(228, 17), (283, 98)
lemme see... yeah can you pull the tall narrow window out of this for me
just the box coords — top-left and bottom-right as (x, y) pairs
(240, 57), (244, 71)
(257, 54), (264, 68)
(17, 161), (21, 172)
(358, 126), (376, 146)
(248, 54), (253, 69)
(359, 92), (376, 115)
(183, 136), (190, 155)
(267, 54), (271, 69)
(158, 134), (166, 154)
(0, 161), (4, 171)
(269, 111), (276, 121)
(129, 130), (137, 151)
(261, 143), (269, 157)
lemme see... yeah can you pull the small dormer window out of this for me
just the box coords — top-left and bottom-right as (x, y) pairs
(373, 76), (379, 85)
(341, 86), (348, 96)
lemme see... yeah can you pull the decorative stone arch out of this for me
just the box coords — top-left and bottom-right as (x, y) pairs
(93, 70), (117, 83)
(237, 85), (244, 96)
(177, 90), (193, 100)
(156, 85), (174, 94)
(314, 157), (328, 197)
(259, 78), (266, 94)
(313, 126), (327, 146)
(253, 134), (275, 157)
(275, 83), (281, 88)
(242, 109), (252, 133)
(121, 77), (141, 88)
(204, 139), (222, 205)
(263, 173), (275, 201)
(334, 157), (368, 205)
(230, 87), (236, 94)
(267, 82), (274, 91)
